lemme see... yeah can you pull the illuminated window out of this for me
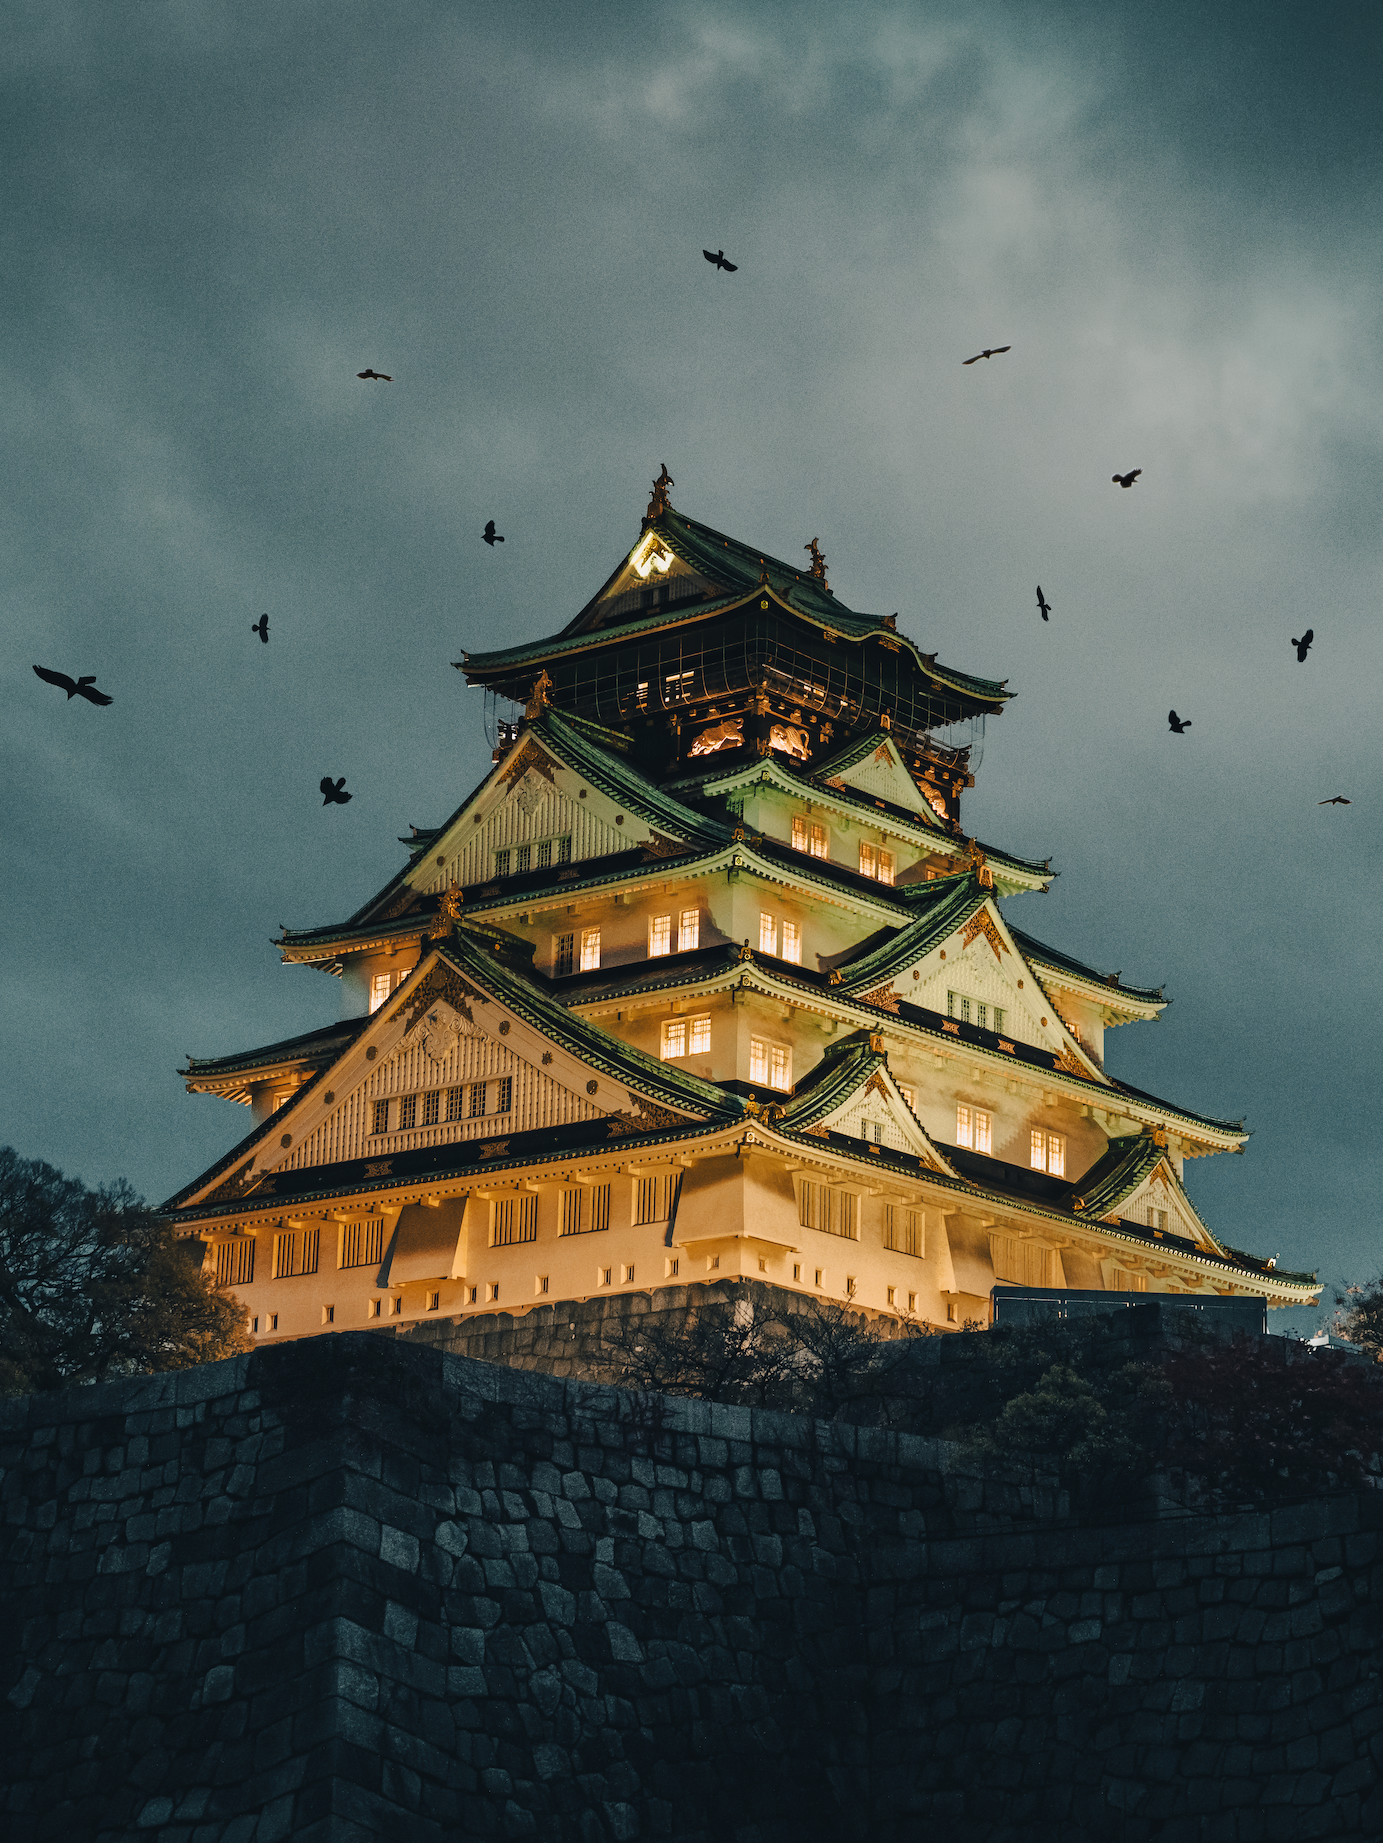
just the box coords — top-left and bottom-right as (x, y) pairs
(399, 1094), (417, 1130)
(649, 914), (672, 957)
(957, 1105), (992, 1154)
(371, 1099), (389, 1135)
(1146, 1207), (1168, 1234)
(878, 851), (894, 885)
(664, 670), (695, 702)
(468, 1082), (486, 1118)
(689, 1014), (711, 1054)
(679, 908), (700, 951)
(555, 932), (575, 976)
(422, 1090), (440, 1126)
(884, 1206), (922, 1257)
(1031, 1129), (1065, 1177)
(810, 823), (828, 859)
(751, 1038), (791, 1090)
(797, 1181), (858, 1239)
(900, 1085), (915, 1111)
(782, 919), (801, 964)
(858, 842), (895, 884)
(580, 928), (601, 972)
(792, 814), (808, 851)
(759, 912), (777, 954)
(368, 969), (406, 1014)
(662, 1019), (687, 1059)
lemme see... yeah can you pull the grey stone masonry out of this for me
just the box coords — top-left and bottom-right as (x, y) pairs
(2, 1333), (1382, 1841)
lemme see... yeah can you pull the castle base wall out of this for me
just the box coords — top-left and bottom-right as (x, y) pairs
(3, 1334), (1381, 1841)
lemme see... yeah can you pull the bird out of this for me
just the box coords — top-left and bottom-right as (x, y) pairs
(483, 521), (504, 547)
(32, 665), (112, 706)
(1112, 470), (1142, 488)
(1319, 796), (1351, 806)
(1036, 586), (1052, 621)
(251, 614), (269, 644)
(703, 249), (737, 272)
(357, 369), (391, 381)
(1292, 629), (1314, 662)
(962, 347), (1011, 364)
(1168, 710), (1191, 733)
(320, 777), (352, 806)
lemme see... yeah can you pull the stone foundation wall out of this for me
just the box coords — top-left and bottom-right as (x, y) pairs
(2, 1334), (1381, 1841)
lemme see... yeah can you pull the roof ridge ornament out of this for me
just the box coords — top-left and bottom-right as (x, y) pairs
(965, 838), (996, 890)
(804, 536), (830, 589)
(524, 670), (553, 719)
(644, 464), (674, 524)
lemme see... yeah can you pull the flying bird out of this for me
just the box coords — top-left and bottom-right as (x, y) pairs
(320, 777), (352, 806)
(1168, 710), (1191, 733)
(357, 369), (391, 381)
(1036, 586), (1052, 621)
(1292, 629), (1314, 662)
(33, 665), (112, 706)
(703, 249), (737, 272)
(1319, 796), (1351, 806)
(251, 614), (269, 644)
(483, 521), (504, 547)
(1112, 470), (1142, 488)
(962, 347), (1011, 364)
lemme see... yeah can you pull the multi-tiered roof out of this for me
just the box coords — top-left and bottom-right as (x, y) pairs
(166, 485), (1317, 1334)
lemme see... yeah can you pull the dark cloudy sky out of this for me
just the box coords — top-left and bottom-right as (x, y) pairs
(4, 1), (1379, 1332)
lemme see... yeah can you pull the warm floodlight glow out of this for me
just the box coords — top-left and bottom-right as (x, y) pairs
(630, 531), (673, 579)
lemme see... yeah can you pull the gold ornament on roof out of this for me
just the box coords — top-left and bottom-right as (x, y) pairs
(965, 839), (995, 890)
(524, 670), (553, 719)
(645, 464), (674, 521)
(429, 881), (464, 937)
(804, 537), (828, 585)
(960, 908), (1008, 961)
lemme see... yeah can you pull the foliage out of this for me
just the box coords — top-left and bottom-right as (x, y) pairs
(0, 1146), (252, 1395)
(1332, 1276), (1383, 1362)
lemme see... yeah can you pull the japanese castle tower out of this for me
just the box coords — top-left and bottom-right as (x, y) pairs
(167, 473), (1317, 1338)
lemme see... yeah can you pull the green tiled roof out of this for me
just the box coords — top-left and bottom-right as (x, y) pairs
(460, 504), (1013, 710)
(834, 875), (990, 993)
(1071, 1133), (1225, 1255)
(777, 1034), (885, 1128)
(1008, 925), (1164, 1007)
(183, 1018), (368, 1080)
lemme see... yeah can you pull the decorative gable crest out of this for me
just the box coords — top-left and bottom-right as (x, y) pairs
(961, 908), (1008, 961)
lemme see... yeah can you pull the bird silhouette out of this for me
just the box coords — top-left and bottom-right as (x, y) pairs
(1168, 710), (1191, 733)
(320, 777), (352, 806)
(251, 614), (269, 644)
(962, 347), (1011, 364)
(1112, 470), (1142, 489)
(357, 369), (391, 381)
(1036, 586), (1052, 621)
(483, 521), (504, 547)
(33, 665), (113, 705)
(1292, 629), (1314, 662)
(1319, 796), (1351, 806)
(703, 249), (737, 272)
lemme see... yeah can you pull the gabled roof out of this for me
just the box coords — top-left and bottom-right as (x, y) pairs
(774, 1032), (959, 1174)
(1008, 925), (1165, 1012)
(832, 875), (990, 994)
(183, 1018), (368, 1085)
(1070, 1133), (1227, 1257)
(459, 503), (1013, 715)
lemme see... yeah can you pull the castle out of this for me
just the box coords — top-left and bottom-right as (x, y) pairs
(164, 472), (1317, 1336)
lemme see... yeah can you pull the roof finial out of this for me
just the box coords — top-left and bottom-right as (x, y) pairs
(524, 669), (553, 719)
(804, 537), (828, 587)
(645, 464), (674, 523)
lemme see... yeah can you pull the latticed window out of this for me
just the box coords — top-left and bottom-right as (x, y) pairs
(590, 1183), (610, 1232)
(371, 1099), (390, 1135)
(580, 928), (601, 972)
(422, 1090), (440, 1126)
(791, 814), (809, 851)
(900, 1085), (915, 1111)
(273, 1227), (319, 1278)
(678, 908), (699, 951)
(1146, 1207), (1168, 1233)
(662, 1018), (686, 1059)
(492, 1195), (538, 1246)
(634, 1174), (676, 1224)
(555, 933), (575, 976)
(214, 1238), (254, 1286)
(798, 1181), (858, 1240)
(1031, 1129), (1065, 1177)
(859, 843), (894, 884)
(468, 1082), (486, 1119)
(537, 840), (552, 869)
(689, 1015), (711, 1054)
(957, 1105), (992, 1154)
(494, 850), (511, 877)
(340, 1219), (384, 1268)
(557, 837), (572, 863)
(495, 1076), (513, 1113)
(399, 1094), (417, 1130)
(649, 913), (672, 957)
(516, 844), (531, 873)
(770, 1044), (791, 1090)
(446, 1088), (464, 1122)
(810, 823), (828, 859)
(884, 1206), (922, 1257)
(559, 1184), (610, 1235)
